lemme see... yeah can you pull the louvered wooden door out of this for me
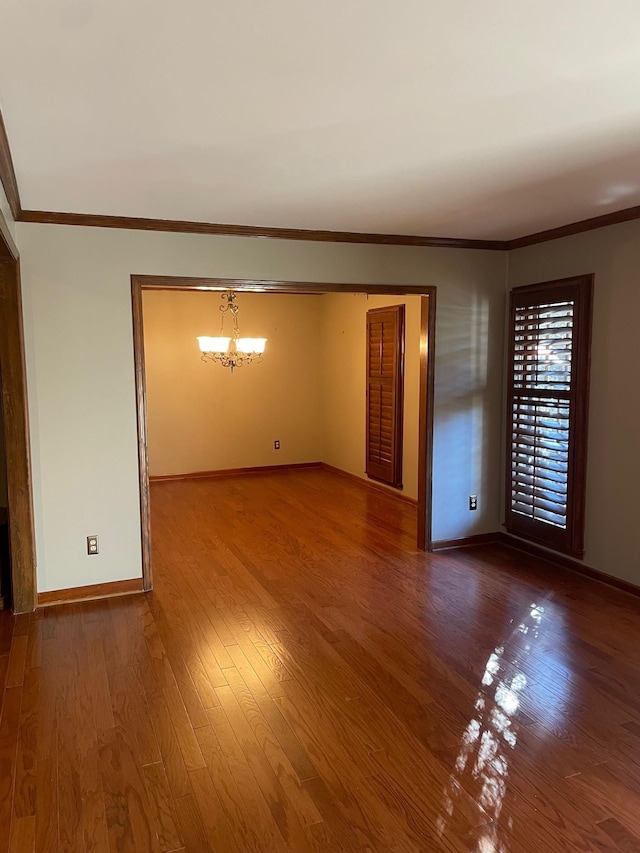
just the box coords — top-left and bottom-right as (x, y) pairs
(366, 305), (405, 488)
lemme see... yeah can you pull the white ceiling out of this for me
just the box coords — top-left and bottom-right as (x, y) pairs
(2, 0), (640, 240)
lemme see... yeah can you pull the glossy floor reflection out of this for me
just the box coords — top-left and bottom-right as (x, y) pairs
(438, 602), (552, 851)
(2, 468), (640, 851)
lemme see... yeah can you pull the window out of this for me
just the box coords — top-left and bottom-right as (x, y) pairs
(505, 275), (593, 557)
(366, 304), (405, 489)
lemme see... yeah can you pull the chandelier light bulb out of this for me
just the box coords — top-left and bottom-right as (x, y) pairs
(197, 336), (230, 354)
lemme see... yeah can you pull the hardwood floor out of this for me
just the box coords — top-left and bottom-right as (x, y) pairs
(1, 468), (640, 851)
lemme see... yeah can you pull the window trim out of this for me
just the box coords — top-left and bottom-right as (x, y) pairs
(505, 274), (593, 558)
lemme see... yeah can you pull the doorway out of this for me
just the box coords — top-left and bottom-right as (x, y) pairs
(131, 276), (436, 591)
(0, 219), (37, 613)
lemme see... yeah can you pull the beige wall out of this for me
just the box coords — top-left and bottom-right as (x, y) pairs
(321, 293), (422, 500)
(16, 221), (505, 592)
(508, 219), (640, 586)
(143, 290), (323, 475)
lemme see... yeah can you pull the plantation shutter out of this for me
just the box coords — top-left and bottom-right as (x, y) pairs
(506, 276), (593, 557)
(366, 305), (404, 489)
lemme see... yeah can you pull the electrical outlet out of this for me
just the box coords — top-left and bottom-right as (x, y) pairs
(469, 495), (478, 511)
(87, 535), (99, 555)
(274, 440), (280, 450)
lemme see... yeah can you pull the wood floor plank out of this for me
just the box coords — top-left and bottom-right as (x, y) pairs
(25, 616), (42, 671)
(8, 815), (35, 852)
(206, 703), (289, 851)
(188, 765), (239, 853)
(0, 610), (15, 656)
(195, 723), (258, 850)
(34, 637), (59, 853)
(56, 675), (84, 851)
(34, 753), (58, 853)
(136, 659), (192, 802)
(98, 725), (160, 853)
(161, 681), (206, 772)
(598, 817), (640, 852)
(83, 618), (117, 733)
(0, 653), (9, 700)
(12, 613), (30, 638)
(109, 664), (162, 768)
(566, 759), (640, 838)
(6, 633), (28, 688)
(0, 687), (22, 852)
(12, 663), (39, 819)
(173, 792), (212, 853)
(215, 676), (317, 850)
(142, 761), (183, 852)
(226, 643), (319, 784)
(76, 666), (110, 852)
(145, 596), (211, 730)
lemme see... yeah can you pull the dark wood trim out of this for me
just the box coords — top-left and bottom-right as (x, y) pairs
(131, 280), (152, 592)
(417, 293), (436, 551)
(567, 275), (593, 556)
(506, 204), (640, 250)
(0, 210), (18, 262)
(19, 209), (505, 250)
(20, 204), (640, 252)
(0, 506), (8, 609)
(431, 532), (500, 551)
(19, 204), (640, 252)
(132, 276), (434, 588)
(150, 462), (322, 483)
(134, 275), (437, 296)
(142, 285), (328, 295)
(0, 110), (21, 221)
(497, 532), (640, 599)
(0, 258), (37, 613)
(320, 463), (418, 506)
(37, 577), (143, 607)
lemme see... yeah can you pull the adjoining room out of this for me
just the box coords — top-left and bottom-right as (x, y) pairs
(140, 284), (430, 590)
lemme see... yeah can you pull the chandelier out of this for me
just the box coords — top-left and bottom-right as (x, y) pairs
(197, 290), (267, 373)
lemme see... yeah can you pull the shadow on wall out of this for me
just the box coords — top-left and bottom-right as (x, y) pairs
(433, 285), (504, 541)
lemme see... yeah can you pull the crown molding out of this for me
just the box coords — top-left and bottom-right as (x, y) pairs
(506, 204), (640, 249)
(21, 202), (640, 252)
(0, 110), (21, 221)
(6, 106), (640, 250)
(17, 209), (506, 250)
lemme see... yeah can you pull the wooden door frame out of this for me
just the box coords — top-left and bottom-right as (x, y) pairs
(0, 212), (37, 612)
(131, 275), (436, 591)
